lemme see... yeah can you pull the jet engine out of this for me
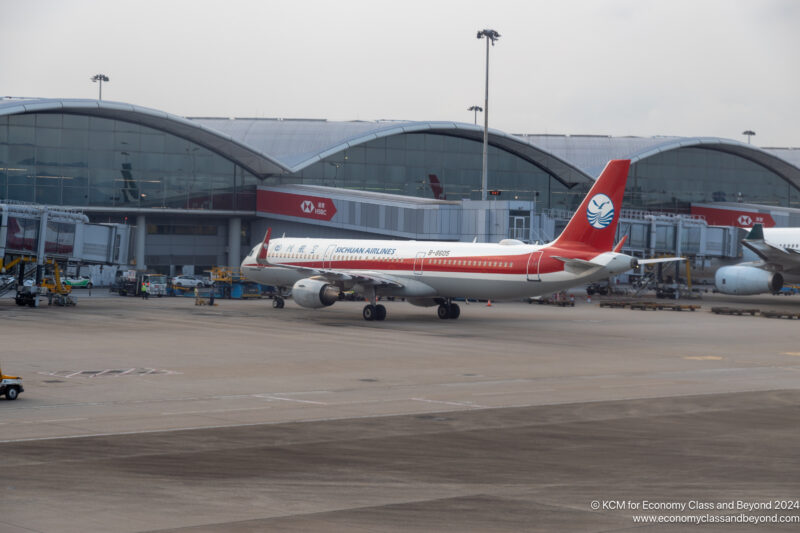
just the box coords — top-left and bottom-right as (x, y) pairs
(715, 266), (783, 295)
(292, 278), (340, 308)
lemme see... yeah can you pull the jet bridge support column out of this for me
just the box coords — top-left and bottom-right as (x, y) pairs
(0, 205), (8, 272)
(33, 210), (48, 307)
(227, 217), (241, 268)
(135, 215), (146, 270)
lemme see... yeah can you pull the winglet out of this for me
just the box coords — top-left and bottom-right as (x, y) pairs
(257, 228), (271, 263)
(613, 235), (628, 253)
(744, 223), (764, 241)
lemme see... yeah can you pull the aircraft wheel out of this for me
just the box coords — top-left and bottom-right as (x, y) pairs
(448, 303), (460, 319)
(374, 304), (387, 321)
(437, 304), (450, 320)
(363, 304), (375, 321)
(273, 297), (284, 309)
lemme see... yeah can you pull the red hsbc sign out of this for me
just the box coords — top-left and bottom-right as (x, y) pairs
(691, 206), (775, 228)
(257, 190), (337, 221)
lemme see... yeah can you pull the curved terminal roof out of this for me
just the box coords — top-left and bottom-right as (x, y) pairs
(517, 134), (800, 193)
(0, 98), (290, 176)
(2, 98), (799, 193)
(187, 117), (591, 185)
(0, 98), (590, 186)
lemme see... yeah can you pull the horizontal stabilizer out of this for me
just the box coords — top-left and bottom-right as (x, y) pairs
(637, 257), (685, 265)
(552, 256), (600, 273)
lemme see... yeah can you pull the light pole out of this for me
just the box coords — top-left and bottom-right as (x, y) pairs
(468, 105), (483, 125)
(742, 130), (755, 144)
(91, 74), (110, 100)
(476, 29), (499, 201)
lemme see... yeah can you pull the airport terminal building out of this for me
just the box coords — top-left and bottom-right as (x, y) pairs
(2, 97), (800, 276)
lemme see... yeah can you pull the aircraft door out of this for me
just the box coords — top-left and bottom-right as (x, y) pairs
(413, 252), (426, 275)
(527, 251), (543, 281)
(322, 244), (337, 269)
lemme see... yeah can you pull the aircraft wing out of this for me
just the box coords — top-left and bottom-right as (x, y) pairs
(742, 224), (800, 268)
(267, 261), (405, 288)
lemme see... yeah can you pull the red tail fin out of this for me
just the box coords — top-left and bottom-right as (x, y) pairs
(553, 159), (630, 251)
(257, 228), (271, 262)
(428, 174), (446, 200)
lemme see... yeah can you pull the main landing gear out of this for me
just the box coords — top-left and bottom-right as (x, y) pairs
(363, 303), (387, 321)
(437, 301), (460, 320)
(362, 287), (387, 321)
(272, 296), (285, 308)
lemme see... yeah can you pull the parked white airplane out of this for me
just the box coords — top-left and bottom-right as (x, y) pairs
(715, 224), (800, 295)
(242, 159), (651, 321)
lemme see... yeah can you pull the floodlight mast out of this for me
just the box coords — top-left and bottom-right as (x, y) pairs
(476, 29), (499, 201)
(468, 105), (483, 125)
(91, 74), (110, 100)
(742, 130), (756, 145)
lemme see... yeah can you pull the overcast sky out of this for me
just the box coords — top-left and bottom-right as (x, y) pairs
(1, 0), (798, 147)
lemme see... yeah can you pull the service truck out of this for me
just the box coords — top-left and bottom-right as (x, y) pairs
(0, 367), (24, 400)
(114, 270), (166, 297)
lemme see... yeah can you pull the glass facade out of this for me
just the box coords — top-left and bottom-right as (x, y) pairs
(628, 147), (800, 211)
(2, 112), (797, 217)
(275, 133), (581, 210)
(0, 113), (260, 210)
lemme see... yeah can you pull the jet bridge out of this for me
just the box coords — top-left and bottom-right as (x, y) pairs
(0, 203), (133, 306)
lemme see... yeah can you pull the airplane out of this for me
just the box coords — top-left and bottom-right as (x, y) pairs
(715, 224), (800, 295)
(242, 159), (659, 321)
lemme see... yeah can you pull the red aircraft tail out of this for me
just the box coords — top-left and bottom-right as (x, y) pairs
(552, 159), (630, 251)
(428, 174), (446, 200)
(257, 228), (271, 263)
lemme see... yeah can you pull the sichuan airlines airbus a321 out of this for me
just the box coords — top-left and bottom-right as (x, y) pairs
(242, 159), (642, 321)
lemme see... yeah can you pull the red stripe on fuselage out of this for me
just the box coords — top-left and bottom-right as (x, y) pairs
(246, 246), (599, 276)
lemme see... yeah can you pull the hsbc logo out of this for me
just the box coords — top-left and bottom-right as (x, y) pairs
(737, 214), (753, 226)
(258, 191), (336, 220)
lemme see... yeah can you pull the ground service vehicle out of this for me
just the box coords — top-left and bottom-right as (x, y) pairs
(172, 275), (209, 288)
(0, 367), (24, 400)
(115, 270), (167, 296)
(64, 276), (93, 288)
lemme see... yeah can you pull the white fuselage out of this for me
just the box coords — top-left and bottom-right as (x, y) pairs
(762, 228), (800, 255)
(242, 237), (633, 301)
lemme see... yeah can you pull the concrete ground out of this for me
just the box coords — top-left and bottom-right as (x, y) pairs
(1, 291), (799, 532)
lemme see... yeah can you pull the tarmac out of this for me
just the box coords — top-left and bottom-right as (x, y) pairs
(1, 290), (799, 532)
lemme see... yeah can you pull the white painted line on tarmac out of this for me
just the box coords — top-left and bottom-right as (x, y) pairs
(472, 389), (555, 397)
(255, 394), (328, 405)
(161, 406), (274, 416)
(22, 418), (88, 424)
(411, 397), (488, 409)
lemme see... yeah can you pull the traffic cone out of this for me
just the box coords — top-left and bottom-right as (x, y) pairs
(486, 299), (492, 307)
